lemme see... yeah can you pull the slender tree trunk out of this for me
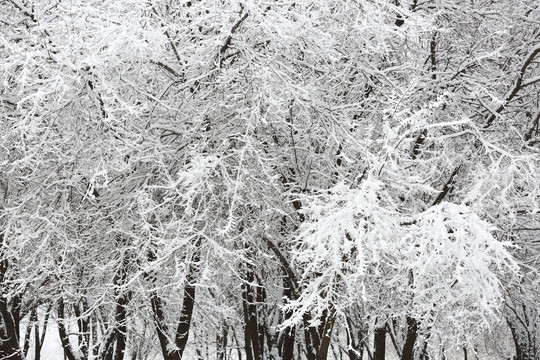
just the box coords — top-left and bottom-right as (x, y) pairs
(345, 317), (363, 360)
(113, 292), (130, 360)
(33, 303), (50, 360)
(150, 260), (197, 360)
(401, 317), (418, 360)
(74, 298), (90, 359)
(175, 282), (196, 358)
(242, 283), (254, 360)
(317, 308), (336, 360)
(217, 322), (228, 360)
(22, 309), (36, 357)
(242, 269), (262, 360)
(92, 313), (100, 359)
(58, 298), (83, 360)
(232, 327), (243, 360)
(386, 321), (402, 359)
(152, 294), (176, 360)
(0, 234), (24, 360)
(303, 312), (318, 360)
(0, 298), (24, 360)
(279, 273), (296, 360)
(35, 312), (42, 360)
(373, 326), (386, 360)
(256, 285), (265, 359)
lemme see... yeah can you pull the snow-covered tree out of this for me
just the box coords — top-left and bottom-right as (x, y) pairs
(1, 0), (538, 360)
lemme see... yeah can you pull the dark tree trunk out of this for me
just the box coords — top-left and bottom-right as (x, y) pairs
(401, 317), (418, 360)
(58, 298), (83, 360)
(242, 269), (262, 360)
(509, 321), (537, 360)
(242, 284), (254, 360)
(34, 304), (51, 360)
(175, 281), (196, 359)
(74, 299), (90, 359)
(151, 268), (197, 360)
(278, 269), (296, 360)
(303, 312), (318, 360)
(373, 326), (386, 360)
(386, 321), (402, 359)
(113, 293), (129, 360)
(317, 307), (336, 360)
(256, 285), (265, 359)
(34, 312), (42, 360)
(217, 323), (228, 360)
(151, 294), (177, 360)
(22, 309), (36, 357)
(345, 316), (364, 360)
(0, 298), (24, 360)
(0, 233), (23, 360)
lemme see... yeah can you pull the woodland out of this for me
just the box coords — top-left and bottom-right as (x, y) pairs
(0, 0), (539, 359)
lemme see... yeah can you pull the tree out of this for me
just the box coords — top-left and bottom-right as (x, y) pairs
(1, 0), (539, 359)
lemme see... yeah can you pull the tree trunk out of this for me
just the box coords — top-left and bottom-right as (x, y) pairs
(150, 253), (197, 360)
(317, 307), (336, 360)
(74, 299), (90, 359)
(242, 283), (254, 360)
(58, 298), (83, 360)
(256, 285), (266, 359)
(401, 317), (418, 360)
(0, 234), (23, 360)
(279, 270), (296, 360)
(151, 294), (181, 360)
(175, 281), (196, 359)
(217, 322), (228, 360)
(373, 326), (386, 360)
(303, 312), (318, 360)
(113, 293), (129, 360)
(345, 317), (363, 360)
(0, 298), (24, 360)
(33, 304), (50, 360)
(242, 269), (262, 360)
(22, 309), (36, 357)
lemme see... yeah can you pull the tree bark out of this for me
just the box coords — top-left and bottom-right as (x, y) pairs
(216, 322), (228, 360)
(0, 298), (24, 360)
(317, 307), (336, 360)
(175, 281), (196, 359)
(280, 276), (296, 360)
(373, 326), (386, 360)
(113, 293), (129, 360)
(242, 269), (262, 360)
(345, 317), (363, 360)
(401, 317), (418, 360)
(34, 304), (51, 360)
(151, 294), (181, 360)
(57, 298), (82, 360)
(0, 233), (24, 360)
(74, 299), (90, 360)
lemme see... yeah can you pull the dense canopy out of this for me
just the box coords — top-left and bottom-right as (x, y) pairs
(1, 0), (539, 359)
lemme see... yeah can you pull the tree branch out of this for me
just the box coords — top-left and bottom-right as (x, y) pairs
(485, 45), (540, 127)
